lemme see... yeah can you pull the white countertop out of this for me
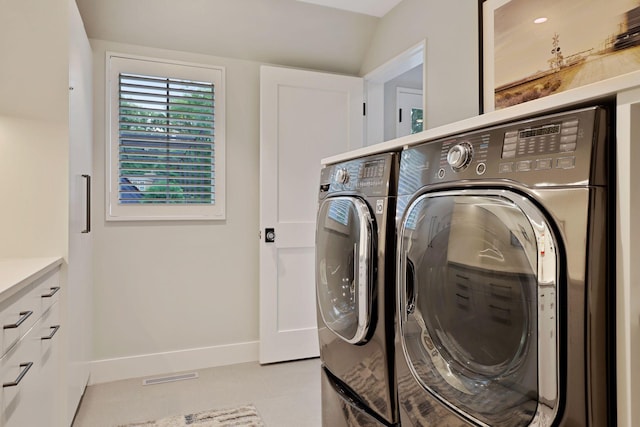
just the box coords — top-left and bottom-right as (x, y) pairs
(322, 71), (640, 165)
(0, 257), (63, 303)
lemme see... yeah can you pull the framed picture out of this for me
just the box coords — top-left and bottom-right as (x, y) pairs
(482, 0), (640, 111)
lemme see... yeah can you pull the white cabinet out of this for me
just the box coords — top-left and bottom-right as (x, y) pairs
(0, 0), (92, 422)
(66, 1), (93, 422)
(0, 264), (62, 427)
(616, 87), (640, 427)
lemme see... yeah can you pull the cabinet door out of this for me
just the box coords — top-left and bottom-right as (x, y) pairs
(67, 0), (93, 422)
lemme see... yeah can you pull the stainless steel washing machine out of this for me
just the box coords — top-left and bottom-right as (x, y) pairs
(395, 106), (615, 426)
(316, 152), (399, 426)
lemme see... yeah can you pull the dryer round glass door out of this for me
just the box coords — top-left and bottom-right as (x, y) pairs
(397, 191), (559, 426)
(316, 196), (375, 344)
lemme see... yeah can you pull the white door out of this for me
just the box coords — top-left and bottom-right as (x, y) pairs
(396, 87), (423, 138)
(259, 65), (363, 364)
(67, 1), (93, 423)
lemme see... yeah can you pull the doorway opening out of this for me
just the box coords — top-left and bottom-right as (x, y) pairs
(364, 40), (425, 146)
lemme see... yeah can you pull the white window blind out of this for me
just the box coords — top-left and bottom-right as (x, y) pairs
(107, 54), (225, 220)
(119, 73), (215, 204)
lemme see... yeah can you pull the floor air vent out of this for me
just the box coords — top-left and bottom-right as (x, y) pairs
(142, 372), (199, 386)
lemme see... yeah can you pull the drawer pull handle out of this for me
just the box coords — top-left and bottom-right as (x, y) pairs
(3, 362), (33, 387)
(41, 325), (60, 340)
(3, 311), (33, 329)
(41, 287), (61, 298)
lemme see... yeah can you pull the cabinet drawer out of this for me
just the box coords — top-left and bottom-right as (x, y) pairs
(35, 270), (61, 316)
(0, 303), (61, 427)
(37, 302), (60, 344)
(0, 269), (60, 357)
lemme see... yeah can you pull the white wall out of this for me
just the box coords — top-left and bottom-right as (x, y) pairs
(89, 40), (262, 382)
(0, 118), (68, 257)
(84, 0), (484, 382)
(0, 0), (69, 258)
(360, 0), (480, 128)
(0, 0), (69, 122)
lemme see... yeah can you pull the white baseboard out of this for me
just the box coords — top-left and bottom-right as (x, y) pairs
(88, 341), (259, 385)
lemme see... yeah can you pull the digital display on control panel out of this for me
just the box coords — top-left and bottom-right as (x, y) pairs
(359, 159), (385, 179)
(502, 119), (579, 160)
(518, 124), (560, 139)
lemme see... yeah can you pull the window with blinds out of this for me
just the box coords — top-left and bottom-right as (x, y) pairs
(107, 54), (225, 220)
(119, 73), (215, 204)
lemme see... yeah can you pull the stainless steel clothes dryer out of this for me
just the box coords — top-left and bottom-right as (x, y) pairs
(316, 152), (399, 426)
(395, 106), (615, 426)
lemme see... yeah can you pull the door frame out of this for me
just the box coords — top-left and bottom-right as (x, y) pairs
(364, 40), (425, 146)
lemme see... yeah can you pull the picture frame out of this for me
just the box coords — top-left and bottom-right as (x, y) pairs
(482, 0), (640, 112)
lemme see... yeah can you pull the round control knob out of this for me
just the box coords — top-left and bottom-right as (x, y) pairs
(335, 168), (349, 184)
(447, 143), (473, 171)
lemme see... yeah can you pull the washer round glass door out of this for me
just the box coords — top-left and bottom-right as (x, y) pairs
(398, 191), (559, 426)
(316, 196), (374, 344)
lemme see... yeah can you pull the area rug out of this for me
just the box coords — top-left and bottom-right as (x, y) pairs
(119, 404), (265, 427)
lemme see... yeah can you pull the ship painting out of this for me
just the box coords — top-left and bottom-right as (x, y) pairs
(491, 0), (640, 110)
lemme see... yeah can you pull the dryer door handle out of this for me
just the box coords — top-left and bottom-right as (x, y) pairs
(405, 257), (416, 318)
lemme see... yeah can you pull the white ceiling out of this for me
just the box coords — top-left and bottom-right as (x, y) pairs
(76, 0), (380, 75)
(296, 0), (403, 17)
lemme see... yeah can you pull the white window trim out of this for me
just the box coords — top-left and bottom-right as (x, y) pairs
(105, 51), (226, 221)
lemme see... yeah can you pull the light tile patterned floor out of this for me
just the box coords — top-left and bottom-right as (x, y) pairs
(72, 358), (322, 427)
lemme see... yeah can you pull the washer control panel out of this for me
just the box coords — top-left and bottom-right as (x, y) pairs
(319, 152), (396, 198)
(501, 119), (578, 159)
(498, 117), (580, 174)
(398, 106), (607, 193)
